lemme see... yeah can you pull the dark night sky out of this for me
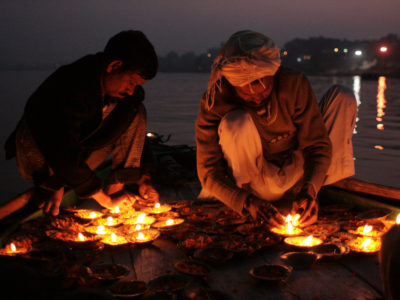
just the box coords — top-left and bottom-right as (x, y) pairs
(1, 0), (399, 64)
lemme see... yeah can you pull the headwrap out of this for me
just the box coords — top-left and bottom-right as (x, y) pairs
(205, 30), (281, 110)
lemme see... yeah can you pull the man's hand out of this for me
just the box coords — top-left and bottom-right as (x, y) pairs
(291, 183), (318, 227)
(38, 187), (64, 216)
(137, 174), (159, 204)
(91, 189), (120, 209)
(244, 195), (285, 228)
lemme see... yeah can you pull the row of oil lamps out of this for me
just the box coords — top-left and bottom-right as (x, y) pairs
(0, 202), (185, 255)
(1, 200), (400, 255)
(270, 212), (400, 253)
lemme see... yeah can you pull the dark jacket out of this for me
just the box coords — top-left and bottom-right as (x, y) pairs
(5, 53), (148, 197)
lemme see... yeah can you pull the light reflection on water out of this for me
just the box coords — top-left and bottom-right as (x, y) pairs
(0, 71), (399, 202)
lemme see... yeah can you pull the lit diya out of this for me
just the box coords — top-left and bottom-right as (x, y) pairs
(142, 202), (171, 214)
(92, 216), (123, 227)
(85, 225), (116, 235)
(0, 242), (31, 256)
(118, 224), (151, 236)
(129, 229), (160, 244)
(284, 235), (323, 249)
(383, 213), (400, 229)
(347, 236), (381, 253)
(152, 218), (185, 229)
(350, 224), (383, 237)
(74, 209), (104, 220)
(271, 214), (303, 236)
(45, 230), (100, 243)
(123, 213), (155, 225)
(101, 233), (128, 246)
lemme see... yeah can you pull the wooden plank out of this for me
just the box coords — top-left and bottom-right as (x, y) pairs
(319, 186), (400, 216)
(331, 178), (400, 201)
(131, 237), (186, 283)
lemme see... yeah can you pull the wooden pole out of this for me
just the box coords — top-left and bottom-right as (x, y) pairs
(0, 188), (35, 220)
(330, 178), (400, 201)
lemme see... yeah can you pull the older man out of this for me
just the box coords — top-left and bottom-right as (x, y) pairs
(196, 30), (357, 227)
(5, 30), (159, 216)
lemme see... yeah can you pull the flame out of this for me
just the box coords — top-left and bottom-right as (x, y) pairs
(111, 233), (117, 242)
(137, 232), (145, 240)
(285, 214), (300, 233)
(89, 211), (97, 219)
(155, 203), (160, 209)
(166, 219), (174, 226)
(135, 224), (142, 230)
(361, 238), (372, 249)
(107, 216), (114, 225)
(396, 213), (400, 224)
(137, 213), (146, 223)
(78, 233), (85, 241)
(10, 243), (16, 252)
(363, 225), (373, 235)
(113, 206), (120, 214)
(96, 225), (106, 235)
(304, 235), (313, 246)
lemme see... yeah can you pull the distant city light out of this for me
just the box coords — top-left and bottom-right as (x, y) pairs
(379, 46), (388, 53)
(374, 145), (384, 150)
(283, 51), (288, 56)
(334, 48), (339, 53)
(297, 57), (302, 62)
(207, 53), (212, 58)
(343, 48), (348, 53)
(354, 50), (362, 56)
(303, 55), (311, 60)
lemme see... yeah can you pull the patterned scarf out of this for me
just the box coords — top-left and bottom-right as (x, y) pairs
(205, 30), (281, 110)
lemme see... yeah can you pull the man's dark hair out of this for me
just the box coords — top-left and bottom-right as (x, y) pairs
(104, 30), (158, 79)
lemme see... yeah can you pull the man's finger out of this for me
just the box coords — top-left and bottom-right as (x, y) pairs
(299, 200), (316, 223)
(44, 201), (52, 213)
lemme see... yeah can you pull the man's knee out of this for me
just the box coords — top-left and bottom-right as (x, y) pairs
(219, 110), (254, 140)
(328, 84), (357, 108)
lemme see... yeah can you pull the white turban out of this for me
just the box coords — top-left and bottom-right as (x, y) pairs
(205, 30), (281, 109)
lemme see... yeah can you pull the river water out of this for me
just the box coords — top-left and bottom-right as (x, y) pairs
(1, 71), (399, 202)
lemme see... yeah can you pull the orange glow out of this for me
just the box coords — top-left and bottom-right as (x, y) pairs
(155, 203), (160, 209)
(78, 233), (85, 241)
(152, 218), (185, 229)
(97, 225), (106, 235)
(396, 214), (400, 224)
(137, 232), (145, 240)
(142, 203), (171, 214)
(348, 236), (381, 253)
(284, 235), (323, 247)
(111, 206), (120, 214)
(271, 214), (302, 236)
(374, 145), (384, 150)
(376, 76), (387, 131)
(135, 224), (142, 230)
(10, 243), (16, 252)
(137, 213), (146, 223)
(111, 233), (117, 242)
(166, 219), (174, 226)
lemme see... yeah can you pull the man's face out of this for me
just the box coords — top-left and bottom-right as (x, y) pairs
(103, 61), (147, 99)
(234, 76), (274, 104)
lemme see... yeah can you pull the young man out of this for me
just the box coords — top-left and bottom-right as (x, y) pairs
(196, 30), (357, 227)
(5, 30), (159, 216)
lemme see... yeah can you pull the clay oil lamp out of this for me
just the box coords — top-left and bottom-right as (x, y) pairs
(284, 235), (323, 249)
(383, 213), (400, 230)
(93, 216), (123, 227)
(347, 236), (381, 253)
(0, 242), (31, 256)
(352, 224), (383, 237)
(85, 225), (115, 236)
(129, 229), (160, 244)
(123, 213), (155, 226)
(118, 224), (151, 236)
(271, 214), (303, 236)
(152, 218), (185, 230)
(142, 202), (172, 215)
(101, 233), (128, 246)
(74, 209), (104, 220)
